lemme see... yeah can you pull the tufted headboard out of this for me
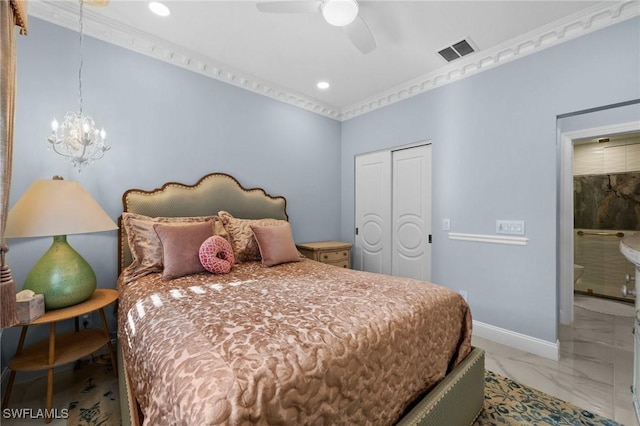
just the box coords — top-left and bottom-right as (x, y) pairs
(118, 173), (288, 273)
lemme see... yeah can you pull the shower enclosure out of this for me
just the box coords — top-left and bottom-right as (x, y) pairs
(573, 163), (640, 302)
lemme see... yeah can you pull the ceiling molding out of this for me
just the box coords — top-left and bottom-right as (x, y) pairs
(27, 1), (640, 122)
(341, 1), (640, 120)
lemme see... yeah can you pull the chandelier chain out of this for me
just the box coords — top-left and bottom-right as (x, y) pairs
(46, 0), (110, 172)
(78, 0), (84, 116)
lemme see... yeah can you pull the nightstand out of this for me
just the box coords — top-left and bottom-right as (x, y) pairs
(297, 241), (352, 268)
(2, 289), (118, 423)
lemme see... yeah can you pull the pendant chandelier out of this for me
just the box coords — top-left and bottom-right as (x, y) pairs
(47, 0), (109, 172)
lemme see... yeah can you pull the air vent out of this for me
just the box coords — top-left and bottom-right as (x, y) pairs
(438, 38), (476, 63)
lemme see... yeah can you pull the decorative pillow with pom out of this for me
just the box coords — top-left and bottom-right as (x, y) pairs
(199, 236), (235, 274)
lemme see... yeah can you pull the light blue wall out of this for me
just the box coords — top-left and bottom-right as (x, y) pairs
(3, 14), (639, 372)
(2, 18), (341, 368)
(340, 17), (640, 343)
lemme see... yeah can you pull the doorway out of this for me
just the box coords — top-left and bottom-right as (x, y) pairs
(558, 121), (640, 324)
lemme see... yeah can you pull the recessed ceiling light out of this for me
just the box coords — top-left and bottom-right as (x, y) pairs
(317, 81), (330, 90)
(149, 1), (170, 17)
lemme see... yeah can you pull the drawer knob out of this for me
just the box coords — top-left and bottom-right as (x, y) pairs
(323, 255), (328, 259)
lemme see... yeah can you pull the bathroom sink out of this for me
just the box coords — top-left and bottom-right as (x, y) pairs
(620, 235), (640, 266)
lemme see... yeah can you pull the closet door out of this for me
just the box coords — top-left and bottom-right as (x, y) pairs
(392, 145), (432, 280)
(354, 151), (391, 274)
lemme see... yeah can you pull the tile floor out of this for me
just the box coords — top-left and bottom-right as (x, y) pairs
(473, 295), (639, 426)
(2, 296), (639, 426)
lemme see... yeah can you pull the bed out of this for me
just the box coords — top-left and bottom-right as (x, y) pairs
(116, 172), (485, 426)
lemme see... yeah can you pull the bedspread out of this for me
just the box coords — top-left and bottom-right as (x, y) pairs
(118, 259), (472, 425)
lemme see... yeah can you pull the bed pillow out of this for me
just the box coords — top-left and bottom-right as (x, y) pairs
(250, 223), (302, 267)
(121, 213), (225, 284)
(154, 221), (214, 280)
(199, 236), (235, 274)
(218, 211), (288, 262)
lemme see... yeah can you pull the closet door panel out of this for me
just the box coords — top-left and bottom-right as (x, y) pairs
(355, 151), (391, 274)
(392, 145), (432, 280)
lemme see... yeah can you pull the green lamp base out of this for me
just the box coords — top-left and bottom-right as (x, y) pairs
(23, 235), (97, 310)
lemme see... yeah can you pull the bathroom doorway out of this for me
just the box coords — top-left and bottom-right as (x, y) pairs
(558, 113), (640, 325)
(572, 134), (640, 301)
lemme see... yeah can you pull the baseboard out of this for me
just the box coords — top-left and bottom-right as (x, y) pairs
(473, 320), (559, 361)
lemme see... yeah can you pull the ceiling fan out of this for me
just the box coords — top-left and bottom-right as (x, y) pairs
(256, 0), (376, 54)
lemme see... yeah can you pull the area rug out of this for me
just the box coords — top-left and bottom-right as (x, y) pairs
(475, 370), (622, 425)
(574, 294), (635, 317)
(67, 356), (121, 426)
(68, 360), (621, 426)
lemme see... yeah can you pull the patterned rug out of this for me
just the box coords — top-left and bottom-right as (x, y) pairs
(475, 370), (622, 425)
(67, 361), (621, 426)
(67, 356), (121, 426)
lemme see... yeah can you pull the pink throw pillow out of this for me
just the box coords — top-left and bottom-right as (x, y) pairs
(153, 221), (214, 280)
(199, 236), (235, 274)
(250, 223), (302, 267)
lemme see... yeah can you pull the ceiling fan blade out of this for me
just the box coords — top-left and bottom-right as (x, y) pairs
(343, 15), (376, 54)
(256, 1), (322, 14)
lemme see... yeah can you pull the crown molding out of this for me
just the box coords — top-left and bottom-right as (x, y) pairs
(341, 1), (640, 120)
(27, 0), (342, 120)
(27, 1), (640, 122)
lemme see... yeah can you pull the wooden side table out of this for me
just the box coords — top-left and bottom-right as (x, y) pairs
(297, 241), (352, 268)
(1, 289), (118, 423)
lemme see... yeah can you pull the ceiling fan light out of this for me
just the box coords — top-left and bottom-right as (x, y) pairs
(149, 1), (170, 17)
(322, 0), (359, 27)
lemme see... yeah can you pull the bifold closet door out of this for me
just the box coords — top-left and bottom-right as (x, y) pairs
(355, 144), (431, 280)
(354, 151), (392, 274)
(391, 145), (431, 281)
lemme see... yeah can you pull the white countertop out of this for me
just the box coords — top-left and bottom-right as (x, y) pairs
(620, 234), (640, 266)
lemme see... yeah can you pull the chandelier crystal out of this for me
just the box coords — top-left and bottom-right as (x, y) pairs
(47, 0), (109, 172)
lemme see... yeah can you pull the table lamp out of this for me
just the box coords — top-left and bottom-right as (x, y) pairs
(4, 176), (117, 309)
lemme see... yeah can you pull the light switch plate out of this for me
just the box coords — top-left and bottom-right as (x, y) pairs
(443, 218), (451, 231)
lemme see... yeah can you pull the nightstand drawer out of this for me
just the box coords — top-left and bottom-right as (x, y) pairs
(320, 250), (350, 262)
(328, 259), (350, 268)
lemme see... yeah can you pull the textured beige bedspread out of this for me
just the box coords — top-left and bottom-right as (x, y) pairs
(118, 259), (472, 425)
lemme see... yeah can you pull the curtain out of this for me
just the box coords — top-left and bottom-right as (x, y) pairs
(0, 0), (27, 328)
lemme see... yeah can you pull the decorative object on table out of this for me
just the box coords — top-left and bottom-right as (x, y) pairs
(15, 289), (45, 323)
(46, 0), (109, 172)
(4, 176), (117, 309)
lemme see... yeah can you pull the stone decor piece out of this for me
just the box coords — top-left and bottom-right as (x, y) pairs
(574, 172), (640, 230)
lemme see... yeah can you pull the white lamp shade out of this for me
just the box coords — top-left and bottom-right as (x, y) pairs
(5, 178), (117, 238)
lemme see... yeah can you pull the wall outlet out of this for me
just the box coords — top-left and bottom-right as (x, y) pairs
(459, 290), (468, 302)
(81, 314), (92, 329)
(496, 220), (525, 235)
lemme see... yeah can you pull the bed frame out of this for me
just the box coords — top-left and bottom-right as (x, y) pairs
(116, 172), (485, 426)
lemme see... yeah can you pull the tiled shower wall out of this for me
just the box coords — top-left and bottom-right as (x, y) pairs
(573, 136), (640, 301)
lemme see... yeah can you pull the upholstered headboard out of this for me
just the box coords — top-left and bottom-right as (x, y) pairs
(118, 173), (288, 273)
